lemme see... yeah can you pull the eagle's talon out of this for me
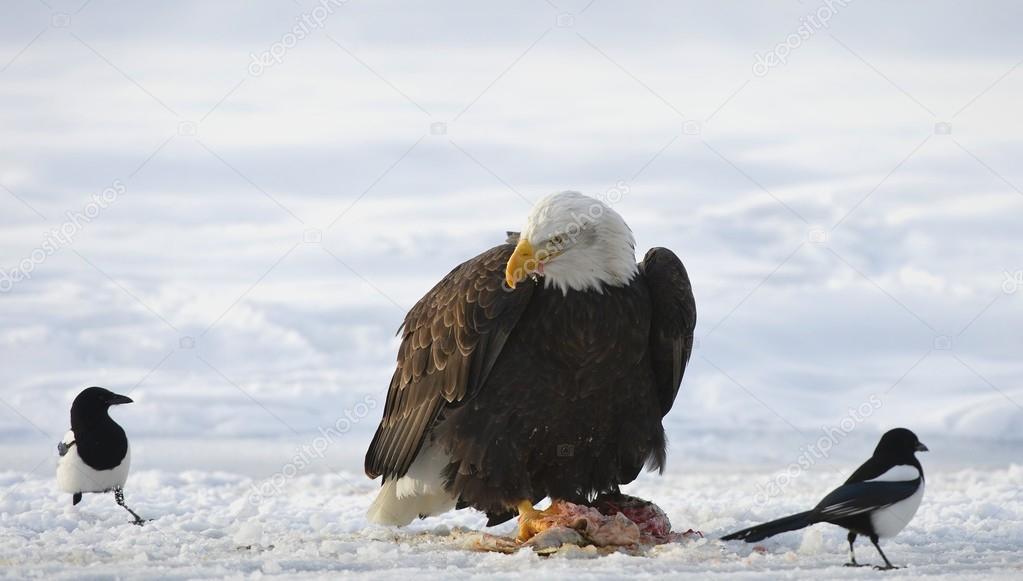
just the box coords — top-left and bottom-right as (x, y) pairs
(516, 500), (543, 542)
(516, 499), (571, 542)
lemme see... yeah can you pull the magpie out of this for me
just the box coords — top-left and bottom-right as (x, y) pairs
(722, 428), (927, 570)
(56, 386), (146, 525)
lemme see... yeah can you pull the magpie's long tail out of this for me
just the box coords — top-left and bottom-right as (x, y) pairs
(721, 510), (814, 542)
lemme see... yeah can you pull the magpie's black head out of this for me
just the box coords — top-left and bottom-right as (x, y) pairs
(70, 387), (133, 426)
(874, 427), (928, 460)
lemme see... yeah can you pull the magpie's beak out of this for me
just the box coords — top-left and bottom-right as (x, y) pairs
(107, 394), (134, 405)
(915, 442), (929, 452)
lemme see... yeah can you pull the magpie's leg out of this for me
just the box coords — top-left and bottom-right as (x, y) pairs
(72, 492), (82, 506)
(114, 487), (146, 526)
(870, 535), (899, 570)
(843, 531), (866, 567)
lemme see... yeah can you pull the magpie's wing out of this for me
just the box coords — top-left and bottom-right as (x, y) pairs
(364, 243), (535, 481)
(640, 247), (697, 416)
(842, 455), (889, 483)
(811, 480), (920, 520)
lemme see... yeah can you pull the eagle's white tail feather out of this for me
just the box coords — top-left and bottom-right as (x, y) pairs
(366, 480), (457, 526)
(366, 444), (456, 526)
(395, 443), (448, 499)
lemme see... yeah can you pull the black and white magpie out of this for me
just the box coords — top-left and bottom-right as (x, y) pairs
(722, 427), (928, 570)
(56, 386), (146, 525)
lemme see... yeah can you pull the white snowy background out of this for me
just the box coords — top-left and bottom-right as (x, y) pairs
(1, 0), (1021, 578)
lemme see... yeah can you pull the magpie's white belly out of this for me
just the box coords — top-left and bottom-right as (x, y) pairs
(871, 482), (924, 538)
(56, 431), (131, 493)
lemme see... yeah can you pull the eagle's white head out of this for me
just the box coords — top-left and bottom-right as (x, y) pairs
(506, 191), (639, 294)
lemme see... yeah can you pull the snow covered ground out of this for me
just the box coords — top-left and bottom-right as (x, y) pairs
(2, 459), (1021, 579)
(2, 0), (1022, 578)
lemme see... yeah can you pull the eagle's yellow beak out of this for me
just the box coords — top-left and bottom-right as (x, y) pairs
(505, 239), (536, 289)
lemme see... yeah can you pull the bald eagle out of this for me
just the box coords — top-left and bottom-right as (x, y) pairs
(365, 191), (696, 539)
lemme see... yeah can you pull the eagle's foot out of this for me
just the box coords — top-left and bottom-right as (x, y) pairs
(516, 500), (580, 542)
(516, 500), (546, 542)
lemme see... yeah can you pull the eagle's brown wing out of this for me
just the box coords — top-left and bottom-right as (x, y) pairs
(641, 247), (697, 416)
(365, 243), (535, 480)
